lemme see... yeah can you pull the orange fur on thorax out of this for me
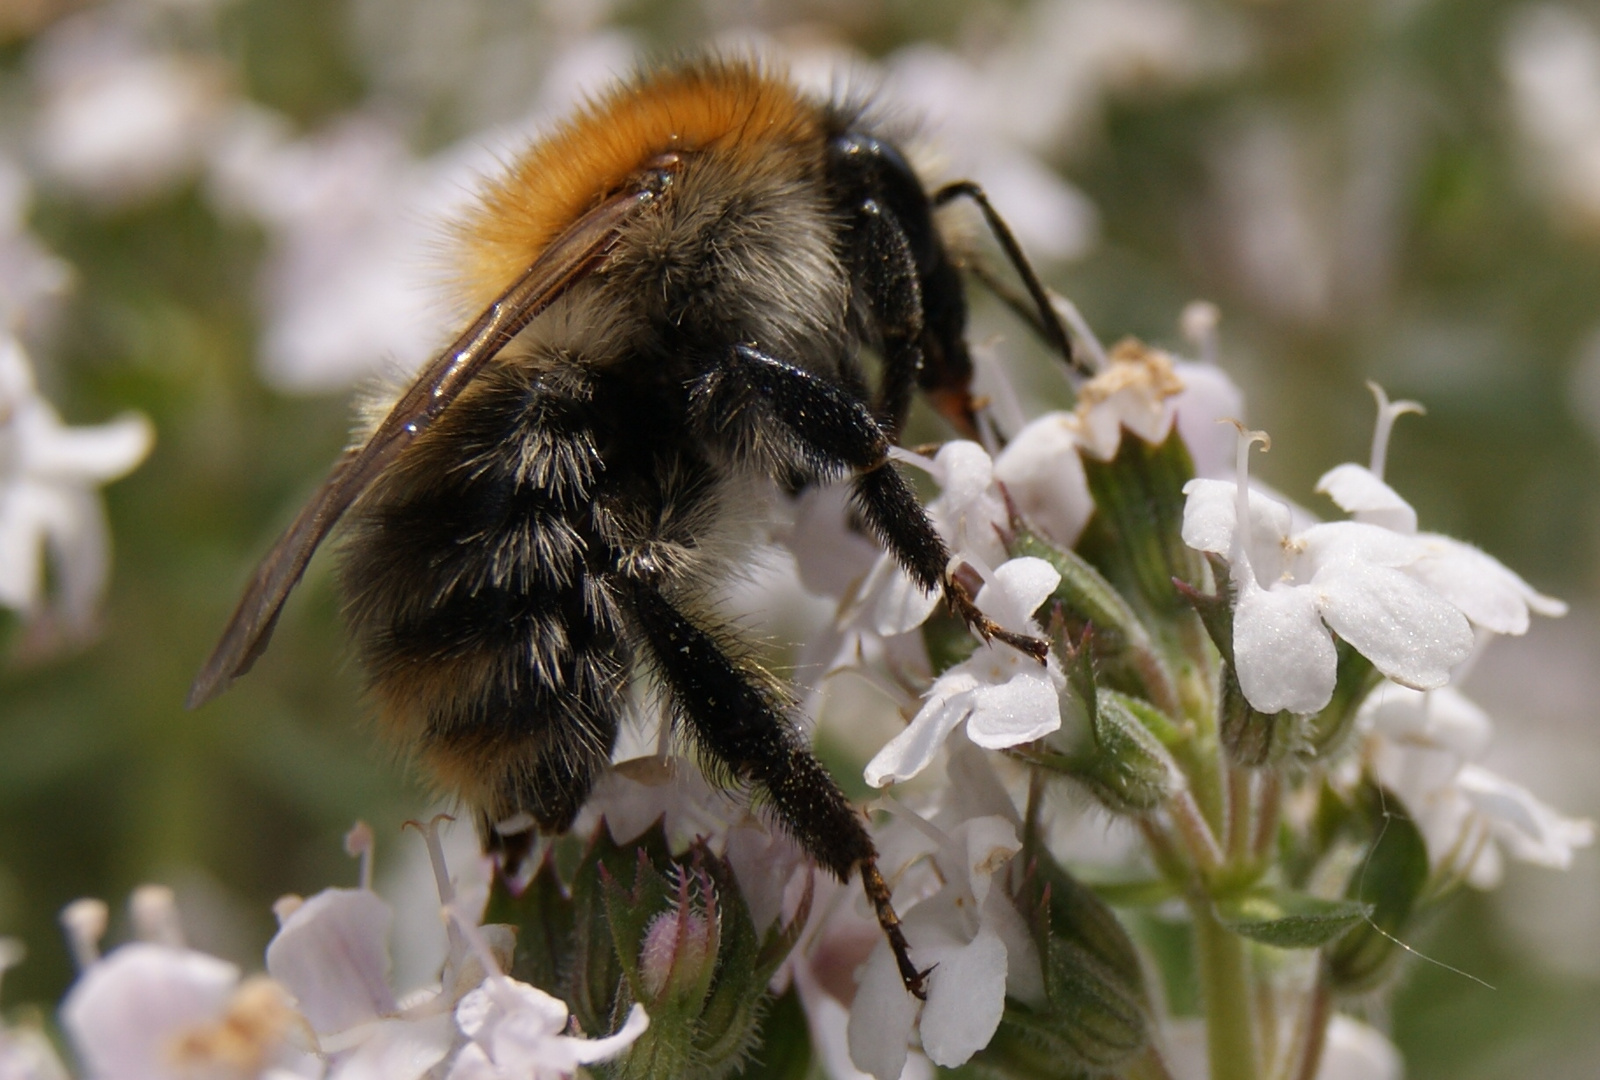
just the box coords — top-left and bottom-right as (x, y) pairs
(453, 61), (824, 308)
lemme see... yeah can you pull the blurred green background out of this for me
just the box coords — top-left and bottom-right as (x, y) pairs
(2, 0), (1598, 1076)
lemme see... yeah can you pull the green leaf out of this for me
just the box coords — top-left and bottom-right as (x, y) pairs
(1215, 888), (1371, 948)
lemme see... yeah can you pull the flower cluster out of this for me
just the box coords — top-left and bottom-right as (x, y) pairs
(20, 822), (648, 1080)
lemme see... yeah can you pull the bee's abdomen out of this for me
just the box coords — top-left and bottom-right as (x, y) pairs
(338, 364), (627, 831)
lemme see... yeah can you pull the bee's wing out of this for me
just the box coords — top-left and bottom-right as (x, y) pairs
(187, 183), (661, 709)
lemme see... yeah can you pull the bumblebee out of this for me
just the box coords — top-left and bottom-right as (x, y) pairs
(190, 59), (1073, 998)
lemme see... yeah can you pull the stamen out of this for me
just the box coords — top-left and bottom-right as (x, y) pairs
(406, 814), (462, 955)
(130, 884), (184, 947)
(404, 814), (458, 907)
(1365, 381), (1424, 481)
(344, 821), (375, 892)
(60, 898), (109, 972)
(1224, 419), (1271, 576)
(272, 895), (304, 926)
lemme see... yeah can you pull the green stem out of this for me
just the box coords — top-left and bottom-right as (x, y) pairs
(1192, 899), (1259, 1080)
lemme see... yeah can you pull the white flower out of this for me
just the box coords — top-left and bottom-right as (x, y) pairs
(865, 557), (1064, 786)
(205, 110), (485, 393)
(1163, 1013), (1401, 1080)
(30, 13), (234, 207)
(1315, 468), (1566, 637)
(59, 892), (319, 1080)
(0, 160), (73, 334)
(0, 334), (152, 641)
(0, 939), (71, 1080)
(993, 341), (1242, 550)
(264, 822), (492, 1080)
(1316, 384), (1567, 638)
(1182, 429), (1474, 714)
(846, 814), (1039, 1079)
(447, 980), (647, 1080)
(1362, 684), (1595, 888)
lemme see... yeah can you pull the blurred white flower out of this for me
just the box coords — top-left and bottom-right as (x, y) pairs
(1363, 683), (1595, 888)
(1504, 5), (1600, 231)
(0, 939), (71, 1080)
(1164, 1012), (1402, 1080)
(0, 334), (152, 643)
(59, 890), (320, 1080)
(265, 822), (502, 1080)
(0, 160), (73, 335)
(30, 12), (234, 207)
(205, 110), (480, 393)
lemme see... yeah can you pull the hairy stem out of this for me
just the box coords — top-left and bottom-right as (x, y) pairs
(1193, 899), (1259, 1080)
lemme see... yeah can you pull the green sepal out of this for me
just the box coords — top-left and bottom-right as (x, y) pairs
(725, 988), (812, 1080)
(483, 849), (574, 993)
(569, 822), (673, 1038)
(1305, 642), (1381, 759)
(1010, 526), (1177, 709)
(1214, 888), (1371, 948)
(1326, 783), (1430, 993)
(603, 844), (812, 1080)
(1179, 557), (1302, 768)
(1076, 428), (1204, 619)
(1020, 647), (1178, 814)
(923, 604), (979, 675)
(970, 850), (1151, 1078)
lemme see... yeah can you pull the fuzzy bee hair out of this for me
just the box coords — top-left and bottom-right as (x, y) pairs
(193, 57), (1073, 998)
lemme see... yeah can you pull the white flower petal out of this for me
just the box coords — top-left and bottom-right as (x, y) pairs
(326, 1015), (452, 1080)
(918, 923), (1007, 1068)
(930, 441), (994, 508)
(1298, 520), (1422, 571)
(964, 670), (1063, 750)
(266, 889), (399, 1035)
(1233, 579), (1338, 714)
(61, 944), (239, 1080)
(976, 557), (1060, 630)
(993, 412), (1092, 548)
(1314, 463), (1417, 533)
(1170, 360), (1246, 478)
(864, 676), (979, 787)
(1320, 1015), (1404, 1080)
(1179, 477), (1241, 554)
(847, 943), (920, 1080)
(1456, 765), (1596, 869)
(1410, 534), (1567, 634)
(1313, 562), (1474, 691)
(857, 552), (943, 637)
(23, 413), (153, 484)
(565, 1003), (649, 1065)
(1360, 684), (1492, 760)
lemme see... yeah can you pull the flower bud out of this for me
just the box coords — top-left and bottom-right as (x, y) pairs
(1020, 637), (1181, 815)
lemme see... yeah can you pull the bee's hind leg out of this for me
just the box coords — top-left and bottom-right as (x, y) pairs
(625, 580), (929, 999)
